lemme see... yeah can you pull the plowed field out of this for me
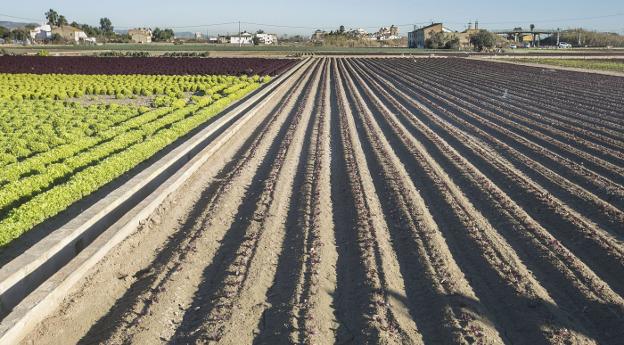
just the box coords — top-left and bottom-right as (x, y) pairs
(23, 58), (624, 345)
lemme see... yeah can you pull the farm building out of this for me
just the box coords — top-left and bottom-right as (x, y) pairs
(230, 32), (253, 45)
(128, 28), (153, 43)
(408, 22), (478, 49)
(310, 29), (326, 42)
(29, 24), (52, 41)
(457, 22), (481, 49)
(375, 25), (400, 40)
(408, 23), (452, 48)
(51, 26), (95, 44)
(255, 33), (278, 45)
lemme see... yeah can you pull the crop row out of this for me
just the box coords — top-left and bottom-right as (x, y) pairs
(0, 75), (258, 166)
(0, 81), (263, 246)
(0, 56), (296, 76)
(0, 73), (268, 101)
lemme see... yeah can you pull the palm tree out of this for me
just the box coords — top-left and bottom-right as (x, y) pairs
(45, 9), (59, 26)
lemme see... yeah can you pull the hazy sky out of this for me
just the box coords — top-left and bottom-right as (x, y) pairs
(2, 0), (623, 35)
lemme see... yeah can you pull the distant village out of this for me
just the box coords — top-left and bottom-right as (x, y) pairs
(1, 9), (622, 49)
(9, 24), (404, 47)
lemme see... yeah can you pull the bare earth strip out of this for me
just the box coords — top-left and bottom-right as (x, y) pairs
(20, 57), (624, 345)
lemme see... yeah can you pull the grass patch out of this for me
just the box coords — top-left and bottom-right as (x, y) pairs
(506, 58), (624, 73)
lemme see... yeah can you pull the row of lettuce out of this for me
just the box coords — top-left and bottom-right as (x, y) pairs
(0, 73), (270, 102)
(0, 75), (264, 166)
(0, 75), (268, 246)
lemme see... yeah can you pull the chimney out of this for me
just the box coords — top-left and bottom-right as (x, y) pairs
(475, 20), (479, 30)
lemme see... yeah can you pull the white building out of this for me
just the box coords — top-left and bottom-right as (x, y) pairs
(347, 28), (368, 37)
(29, 24), (52, 41)
(230, 31), (253, 45)
(254, 33), (278, 45)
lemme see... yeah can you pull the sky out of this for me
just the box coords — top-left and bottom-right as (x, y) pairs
(2, 0), (624, 35)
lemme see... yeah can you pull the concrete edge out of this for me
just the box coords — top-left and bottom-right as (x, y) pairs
(0, 57), (311, 344)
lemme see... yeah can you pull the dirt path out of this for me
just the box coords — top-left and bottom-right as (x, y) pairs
(21, 57), (624, 345)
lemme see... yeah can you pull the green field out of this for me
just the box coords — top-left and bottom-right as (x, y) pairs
(503, 58), (624, 73)
(0, 72), (268, 246)
(4, 43), (624, 55)
(3, 43), (428, 55)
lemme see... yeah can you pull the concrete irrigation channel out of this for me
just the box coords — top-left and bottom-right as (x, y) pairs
(8, 57), (624, 344)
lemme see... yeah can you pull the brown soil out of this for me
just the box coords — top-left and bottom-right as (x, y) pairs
(20, 57), (624, 345)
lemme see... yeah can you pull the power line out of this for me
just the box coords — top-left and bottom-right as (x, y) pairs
(239, 21), (430, 31)
(454, 12), (624, 25)
(0, 12), (42, 22)
(116, 21), (238, 30)
(2, 11), (623, 32)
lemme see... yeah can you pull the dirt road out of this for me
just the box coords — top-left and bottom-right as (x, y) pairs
(22, 58), (624, 344)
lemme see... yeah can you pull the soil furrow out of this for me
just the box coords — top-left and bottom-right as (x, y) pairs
(17, 57), (623, 345)
(349, 59), (624, 343)
(359, 59), (624, 211)
(169, 59), (323, 344)
(331, 58), (417, 344)
(372, 60), (624, 184)
(401, 60), (624, 156)
(341, 58), (505, 345)
(345, 58), (596, 344)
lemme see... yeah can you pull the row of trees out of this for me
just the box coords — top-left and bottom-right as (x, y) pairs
(44, 9), (115, 39)
(152, 28), (175, 42)
(542, 29), (624, 47)
(44, 9), (182, 43)
(0, 26), (32, 42)
(425, 32), (460, 49)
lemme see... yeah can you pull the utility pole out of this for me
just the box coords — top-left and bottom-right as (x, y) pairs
(577, 29), (581, 46)
(239, 21), (241, 47)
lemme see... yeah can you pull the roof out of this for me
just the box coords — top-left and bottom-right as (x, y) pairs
(128, 28), (152, 35)
(420, 23), (443, 30)
(52, 25), (83, 33)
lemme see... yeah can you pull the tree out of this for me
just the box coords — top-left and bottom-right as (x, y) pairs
(50, 33), (63, 42)
(530, 24), (535, 32)
(100, 17), (113, 35)
(152, 28), (174, 42)
(58, 15), (68, 27)
(445, 35), (460, 49)
(470, 29), (497, 51)
(0, 26), (9, 39)
(45, 9), (59, 26)
(8, 29), (29, 42)
(339, 25), (345, 34)
(509, 27), (523, 40)
(256, 29), (265, 34)
(426, 31), (447, 49)
(81, 24), (101, 37)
